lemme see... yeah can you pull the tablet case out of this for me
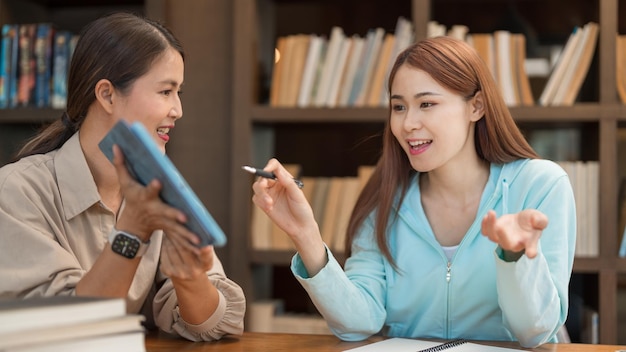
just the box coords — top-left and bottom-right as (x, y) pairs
(98, 120), (226, 247)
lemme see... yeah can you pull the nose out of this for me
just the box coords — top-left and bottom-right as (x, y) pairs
(170, 95), (183, 119)
(403, 108), (422, 131)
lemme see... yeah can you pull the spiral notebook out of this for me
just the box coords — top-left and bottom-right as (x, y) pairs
(98, 120), (227, 247)
(344, 338), (525, 352)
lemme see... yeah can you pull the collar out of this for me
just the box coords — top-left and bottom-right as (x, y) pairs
(55, 132), (101, 220)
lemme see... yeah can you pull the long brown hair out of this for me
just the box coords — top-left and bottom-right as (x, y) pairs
(345, 36), (538, 268)
(13, 12), (184, 161)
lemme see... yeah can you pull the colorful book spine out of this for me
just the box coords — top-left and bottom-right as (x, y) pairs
(34, 23), (54, 108)
(0, 24), (17, 108)
(52, 30), (71, 109)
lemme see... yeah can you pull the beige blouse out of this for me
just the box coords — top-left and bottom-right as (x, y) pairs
(0, 132), (245, 341)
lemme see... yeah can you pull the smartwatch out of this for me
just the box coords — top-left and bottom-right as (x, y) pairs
(108, 228), (150, 259)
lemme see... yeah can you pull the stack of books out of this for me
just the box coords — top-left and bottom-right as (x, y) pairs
(0, 296), (145, 352)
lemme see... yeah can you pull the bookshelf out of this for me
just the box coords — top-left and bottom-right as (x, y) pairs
(231, 0), (626, 344)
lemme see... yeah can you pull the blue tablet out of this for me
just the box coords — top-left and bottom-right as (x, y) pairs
(98, 120), (227, 247)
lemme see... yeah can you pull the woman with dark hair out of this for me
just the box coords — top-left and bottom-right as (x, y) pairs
(0, 12), (245, 341)
(251, 36), (575, 348)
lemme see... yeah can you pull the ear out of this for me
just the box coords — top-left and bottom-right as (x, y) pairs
(94, 79), (115, 114)
(469, 90), (485, 122)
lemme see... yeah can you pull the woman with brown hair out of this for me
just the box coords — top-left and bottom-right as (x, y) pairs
(251, 36), (575, 348)
(0, 12), (244, 341)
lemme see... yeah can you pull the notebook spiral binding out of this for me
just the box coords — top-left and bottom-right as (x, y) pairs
(416, 339), (468, 352)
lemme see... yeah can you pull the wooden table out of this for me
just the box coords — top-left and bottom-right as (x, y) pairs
(145, 332), (626, 351)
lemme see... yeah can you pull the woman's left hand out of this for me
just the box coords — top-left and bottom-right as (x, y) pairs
(160, 235), (214, 280)
(481, 209), (548, 259)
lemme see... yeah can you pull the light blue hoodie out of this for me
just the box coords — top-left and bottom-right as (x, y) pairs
(291, 159), (576, 348)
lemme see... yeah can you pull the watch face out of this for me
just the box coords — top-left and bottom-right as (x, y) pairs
(111, 233), (140, 259)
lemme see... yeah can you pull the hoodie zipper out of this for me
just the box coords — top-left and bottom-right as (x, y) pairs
(443, 177), (509, 338)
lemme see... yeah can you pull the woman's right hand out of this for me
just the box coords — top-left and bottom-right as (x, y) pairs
(251, 159), (327, 275)
(112, 145), (200, 253)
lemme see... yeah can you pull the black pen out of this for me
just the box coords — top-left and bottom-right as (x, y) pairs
(242, 165), (304, 189)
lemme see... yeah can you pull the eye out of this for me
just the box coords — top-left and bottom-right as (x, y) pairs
(161, 90), (172, 96)
(391, 103), (406, 112)
(420, 101), (434, 108)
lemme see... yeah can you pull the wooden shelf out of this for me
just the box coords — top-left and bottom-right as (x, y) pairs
(252, 250), (605, 273)
(251, 104), (619, 124)
(0, 108), (62, 124)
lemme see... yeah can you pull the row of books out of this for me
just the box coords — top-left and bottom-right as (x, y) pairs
(270, 18), (600, 109)
(0, 23), (78, 110)
(0, 296), (145, 352)
(269, 17), (414, 108)
(250, 164), (374, 253)
(250, 161), (600, 258)
(426, 20), (599, 107)
(538, 22), (599, 106)
(557, 161), (599, 258)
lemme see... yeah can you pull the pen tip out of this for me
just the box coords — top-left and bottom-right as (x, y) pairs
(242, 165), (255, 173)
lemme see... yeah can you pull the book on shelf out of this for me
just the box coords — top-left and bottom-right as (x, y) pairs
(381, 16), (414, 104)
(319, 177), (345, 248)
(331, 177), (360, 252)
(313, 26), (346, 107)
(366, 33), (395, 107)
(0, 296), (145, 352)
(310, 176), (331, 235)
(447, 24), (469, 41)
(539, 22), (598, 106)
(467, 33), (496, 80)
(493, 30), (518, 106)
(326, 35), (353, 107)
(557, 160), (599, 257)
(17, 24), (36, 107)
(0, 24), (18, 108)
(336, 36), (365, 107)
(296, 34), (324, 107)
(0, 22), (75, 109)
(427, 20), (447, 38)
(276, 35), (298, 107)
(538, 26), (582, 106)
(248, 300), (331, 335)
(283, 34), (310, 107)
(352, 27), (385, 107)
(617, 34), (626, 104)
(34, 23), (53, 108)
(269, 36), (287, 106)
(344, 337), (525, 352)
(550, 22), (599, 106)
(51, 30), (72, 109)
(512, 33), (534, 106)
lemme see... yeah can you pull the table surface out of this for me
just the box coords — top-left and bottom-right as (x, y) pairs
(145, 332), (626, 352)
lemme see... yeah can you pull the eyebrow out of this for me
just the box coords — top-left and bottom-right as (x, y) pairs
(390, 91), (441, 100)
(158, 79), (184, 87)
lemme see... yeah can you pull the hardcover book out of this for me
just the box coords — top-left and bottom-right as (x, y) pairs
(99, 120), (227, 247)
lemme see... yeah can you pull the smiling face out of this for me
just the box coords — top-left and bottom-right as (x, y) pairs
(112, 47), (184, 153)
(389, 64), (483, 173)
